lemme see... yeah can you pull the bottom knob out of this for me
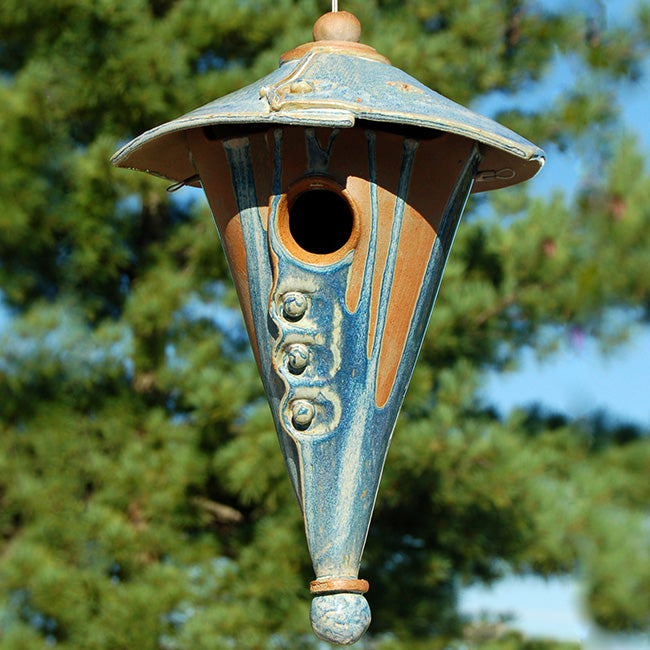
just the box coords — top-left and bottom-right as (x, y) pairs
(310, 593), (371, 645)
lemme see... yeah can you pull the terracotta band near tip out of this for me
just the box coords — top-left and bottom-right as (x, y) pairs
(309, 578), (370, 594)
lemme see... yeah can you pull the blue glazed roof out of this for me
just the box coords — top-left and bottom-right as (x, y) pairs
(112, 43), (544, 192)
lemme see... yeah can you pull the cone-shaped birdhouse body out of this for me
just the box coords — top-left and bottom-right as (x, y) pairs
(112, 12), (544, 645)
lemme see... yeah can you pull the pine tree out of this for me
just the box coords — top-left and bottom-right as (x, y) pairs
(1, 1), (649, 648)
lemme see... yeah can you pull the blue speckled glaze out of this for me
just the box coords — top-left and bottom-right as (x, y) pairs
(212, 125), (479, 590)
(311, 593), (371, 645)
(111, 23), (544, 645)
(111, 46), (544, 193)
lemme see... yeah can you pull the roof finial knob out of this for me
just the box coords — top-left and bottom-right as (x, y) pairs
(313, 11), (362, 42)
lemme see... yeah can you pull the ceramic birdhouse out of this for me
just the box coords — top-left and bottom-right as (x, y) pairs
(112, 10), (544, 645)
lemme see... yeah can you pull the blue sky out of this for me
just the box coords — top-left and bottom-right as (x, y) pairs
(460, 573), (650, 648)
(461, 2), (650, 646)
(482, 327), (650, 428)
(473, 0), (650, 429)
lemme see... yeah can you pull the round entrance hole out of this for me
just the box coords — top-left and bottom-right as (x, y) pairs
(288, 189), (354, 256)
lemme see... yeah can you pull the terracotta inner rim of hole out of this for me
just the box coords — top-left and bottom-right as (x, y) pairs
(276, 176), (360, 266)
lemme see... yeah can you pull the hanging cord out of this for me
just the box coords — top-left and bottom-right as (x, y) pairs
(332, 0), (338, 11)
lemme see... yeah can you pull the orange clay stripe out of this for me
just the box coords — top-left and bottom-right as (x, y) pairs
(313, 127), (372, 315)
(367, 135), (402, 358)
(186, 130), (263, 373)
(375, 201), (435, 407)
(375, 136), (475, 408)
(344, 175), (372, 313)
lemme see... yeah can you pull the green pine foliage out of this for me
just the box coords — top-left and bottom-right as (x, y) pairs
(1, 1), (649, 648)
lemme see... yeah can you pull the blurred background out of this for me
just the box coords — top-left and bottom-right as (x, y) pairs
(0, 1), (648, 649)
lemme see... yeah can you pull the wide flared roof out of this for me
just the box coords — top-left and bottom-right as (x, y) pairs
(112, 31), (544, 193)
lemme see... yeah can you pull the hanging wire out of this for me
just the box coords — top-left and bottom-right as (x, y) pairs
(166, 174), (200, 193)
(332, 0), (338, 11)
